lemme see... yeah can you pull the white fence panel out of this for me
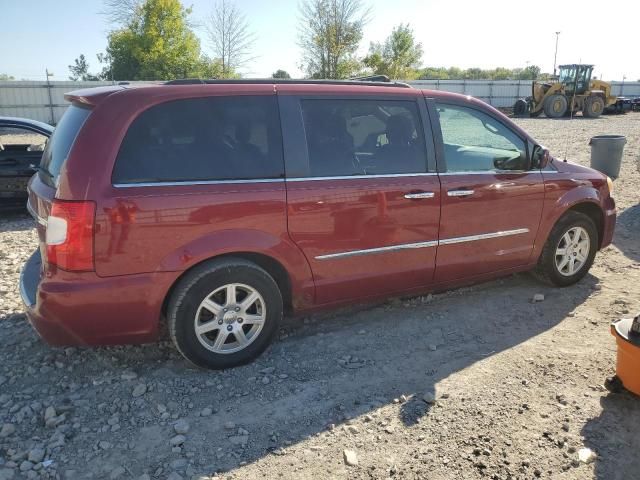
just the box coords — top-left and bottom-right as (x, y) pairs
(409, 79), (640, 108)
(0, 81), (137, 124)
(1, 79), (639, 124)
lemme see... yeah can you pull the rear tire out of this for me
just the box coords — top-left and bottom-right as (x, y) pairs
(514, 99), (527, 116)
(168, 258), (282, 369)
(583, 96), (605, 118)
(532, 211), (598, 287)
(543, 94), (568, 118)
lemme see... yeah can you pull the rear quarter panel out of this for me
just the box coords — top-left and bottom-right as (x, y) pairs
(93, 183), (315, 308)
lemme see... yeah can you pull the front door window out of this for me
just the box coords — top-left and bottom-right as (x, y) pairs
(436, 104), (528, 173)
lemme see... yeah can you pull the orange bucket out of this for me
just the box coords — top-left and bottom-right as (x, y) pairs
(611, 315), (640, 397)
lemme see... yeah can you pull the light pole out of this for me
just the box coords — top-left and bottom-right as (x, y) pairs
(553, 31), (561, 77)
(45, 69), (55, 125)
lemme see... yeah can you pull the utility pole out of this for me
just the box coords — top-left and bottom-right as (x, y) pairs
(45, 69), (55, 125)
(553, 31), (561, 77)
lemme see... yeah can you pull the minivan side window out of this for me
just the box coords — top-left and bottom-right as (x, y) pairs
(436, 103), (528, 173)
(113, 96), (283, 184)
(300, 99), (428, 177)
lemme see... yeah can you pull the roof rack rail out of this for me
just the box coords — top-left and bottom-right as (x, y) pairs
(163, 78), (412, 89)
(350, 74), (391, 82)
(164, 78), (205, 85)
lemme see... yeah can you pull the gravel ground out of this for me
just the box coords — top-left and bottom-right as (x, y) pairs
(0, 113), (639, 480)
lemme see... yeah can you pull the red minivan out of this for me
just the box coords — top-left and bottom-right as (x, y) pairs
(20, 79), (616, 369)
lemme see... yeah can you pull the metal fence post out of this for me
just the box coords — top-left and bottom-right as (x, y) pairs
(45, 69), (55, 125)
(488, 81), (493, 106)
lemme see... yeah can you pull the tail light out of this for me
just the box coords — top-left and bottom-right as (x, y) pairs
(46, 200), (96, 272)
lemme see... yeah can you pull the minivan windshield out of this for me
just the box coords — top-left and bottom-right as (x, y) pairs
(39, 105), (91, 187)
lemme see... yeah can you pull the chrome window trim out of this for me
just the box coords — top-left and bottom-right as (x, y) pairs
(113, 178), (285, 188)
(438, 228), (530, 246)
(287, 173), (438, 182)
(315, 228), (530, 260)
(112, 173), (442, 188)
(439, 170), (533, 175)
(315, 240), (438, 260)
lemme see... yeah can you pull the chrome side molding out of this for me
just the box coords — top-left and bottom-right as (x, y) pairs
(315, 228), (530, 260)
(438, 228), (530, 245)
(315, 240), (439, 260)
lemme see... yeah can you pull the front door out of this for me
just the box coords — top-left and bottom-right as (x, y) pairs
(280, 93), (441, 304)
(432, 102), (544, 282)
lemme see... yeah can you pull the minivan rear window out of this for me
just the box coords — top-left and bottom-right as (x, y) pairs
(112, 96), (283, 184)
(39, 105), (91, 187)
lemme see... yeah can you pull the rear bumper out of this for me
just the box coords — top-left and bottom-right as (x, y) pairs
(20, 249), (175, 346)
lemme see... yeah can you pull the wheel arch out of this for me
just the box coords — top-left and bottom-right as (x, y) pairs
(532, 188), (606, 265)
(566, 201), (604, 248)
(161, 251), (296, 321)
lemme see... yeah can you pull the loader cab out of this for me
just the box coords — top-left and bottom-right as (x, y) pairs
(559, 64), (593, 95)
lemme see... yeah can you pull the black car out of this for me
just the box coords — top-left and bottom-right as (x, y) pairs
(0, 117), (54, 208)
(604, 97), (632, 114)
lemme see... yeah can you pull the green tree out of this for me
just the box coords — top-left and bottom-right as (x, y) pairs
(491, 67), (512, 80)
(106, 0), (212, 80)
(363, 24), (423, 80)
(298, 0), (369, 79)
(272, 69), (291, 79)
(68, 54), (100, 81)
(0, 73), (15, 81)
(519, 65), (541, 80)
(418, 67), (448, 80)
(418, 66), (549, 81)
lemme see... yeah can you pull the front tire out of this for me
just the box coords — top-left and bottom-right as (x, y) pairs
(533, 211), (598, 287)
(168, 258), (282, 369)
(543, 94), (568, 118)
(583, 95), (605, 118)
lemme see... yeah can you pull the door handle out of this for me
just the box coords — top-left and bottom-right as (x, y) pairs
(404, 192), (435, 199)
(447, 189), (475, 197)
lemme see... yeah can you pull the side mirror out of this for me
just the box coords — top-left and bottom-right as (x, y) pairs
(539, 148), (551, 169)
(532, 145), (551, 169)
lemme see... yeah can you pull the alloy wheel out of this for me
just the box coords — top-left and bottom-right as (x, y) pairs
(194, 283), (266, 354)
(554, 226), (590, 277)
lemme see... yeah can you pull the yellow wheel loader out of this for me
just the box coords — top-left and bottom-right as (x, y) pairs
(514, 64), (617, 119)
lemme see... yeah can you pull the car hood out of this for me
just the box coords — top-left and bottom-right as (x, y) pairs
(550, 158), (606, 178)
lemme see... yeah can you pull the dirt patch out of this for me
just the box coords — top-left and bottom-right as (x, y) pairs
(0, 114), (639, 480)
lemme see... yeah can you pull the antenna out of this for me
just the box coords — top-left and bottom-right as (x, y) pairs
(563, 66), (580, 161)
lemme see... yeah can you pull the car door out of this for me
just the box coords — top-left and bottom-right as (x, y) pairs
(279, 90), (441, 305)
(430, 101), (544, 282)
(0, 122), (51, 201)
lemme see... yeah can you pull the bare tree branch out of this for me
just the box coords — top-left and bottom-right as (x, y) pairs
(100, 0), (142, 26)
(206, 0), (256, 78)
